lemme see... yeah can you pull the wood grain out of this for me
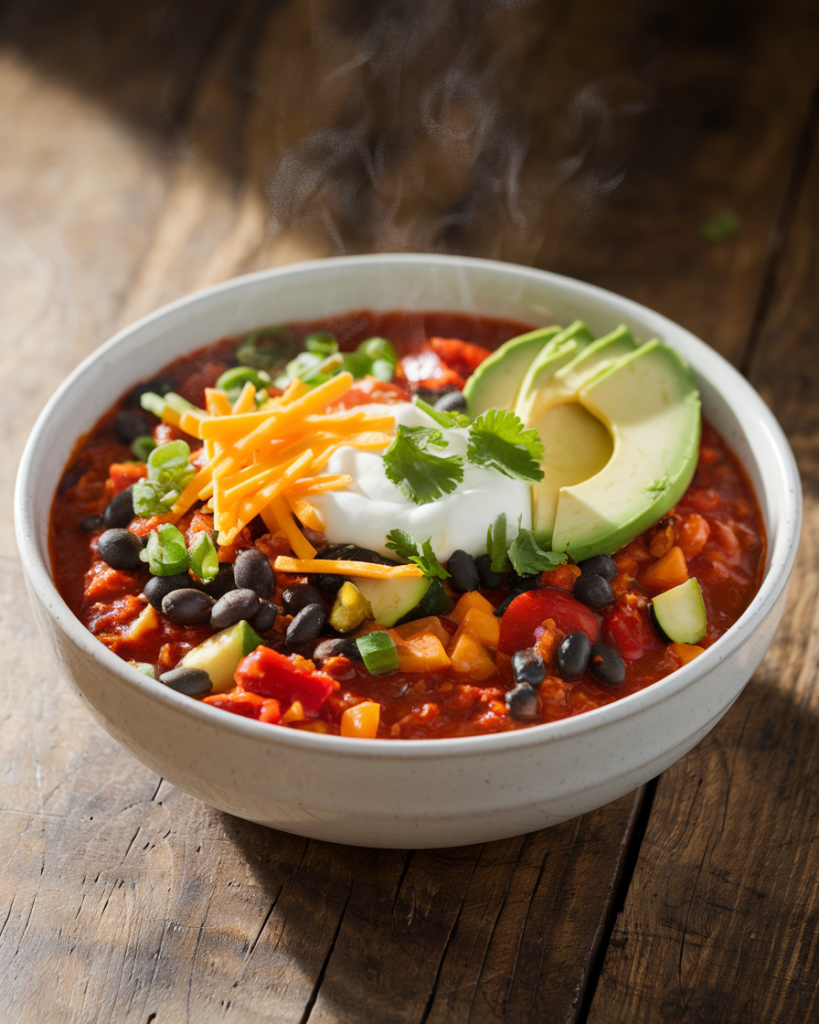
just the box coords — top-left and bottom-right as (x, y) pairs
(586, 69), (819, 1024)
(2, 0), (819, 1020)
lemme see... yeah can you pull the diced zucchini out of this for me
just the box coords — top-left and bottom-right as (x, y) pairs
(354, 575), (432, 628)
(329, 582), (372, 633)
(356, 631), (400, 675)
(649, 577), (707, 645)
(177, 620), (263, 693)
(395, 578), (452, 626)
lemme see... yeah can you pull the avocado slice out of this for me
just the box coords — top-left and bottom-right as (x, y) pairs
(462, 325), (561, 420)
(550, 341), (701, 560)
(519, 326), (639, 541)
(177, 620), (263, 693)
(354, 575), (433, 628)
(513, 321), (595, 425)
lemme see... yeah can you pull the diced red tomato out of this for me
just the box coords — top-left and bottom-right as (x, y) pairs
(602, 605), (661, 661)
(539, 564), (581, 592)
(331, 378), (412, 409)
(109, 462), (148, 495)
(429, 337), (492, 376)
(235, 647), (338, 711)
(498, 588), (599, 656)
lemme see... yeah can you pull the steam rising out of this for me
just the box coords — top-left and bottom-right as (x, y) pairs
(262, 0), (650, 264)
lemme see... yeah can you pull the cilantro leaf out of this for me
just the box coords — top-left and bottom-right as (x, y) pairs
(382, 425), (464, 505)
(467, 409), (544, 482)
(413, 396), (469, 429)
(508, 528), (567, 575)
(385, 529), (450, 579)
(486, 514), (511, 573)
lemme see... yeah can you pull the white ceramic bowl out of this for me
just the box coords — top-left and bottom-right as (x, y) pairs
(15, 255), (801, 848)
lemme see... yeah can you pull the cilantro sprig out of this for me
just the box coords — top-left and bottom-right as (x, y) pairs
(382, 425), (464, 506)
(412, 396), (469, 429)
(466, 409), (544, 482)
(385, 529), (450, 579)
(486, 514), (567, 576)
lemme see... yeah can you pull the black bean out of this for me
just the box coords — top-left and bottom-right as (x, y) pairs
(509, 572), (541, 597)
(114, 409), (153, 444)
(103, 486), (135, 529)
(251, 601), (279, 634)
(233, 548), (275, 598)
(573, 573), (615, 610)
(282, 584), (323, 615)
(475, 554), (504, 590)
(97, 528), (142, 571)
(286, 604), (327, 647)
(211, 588), (261, 631)
(308, 572), (345, 595)
(58, 462), (86, 494)
(495, 573), (540, 616)
(578, 554), (617, 581)
(506, 683), (540, 721)
(203, 563), (236, 600)
(159, 666), (212, 696)
(447, 550), (480, 593)
(313, 637), (362, 662)
(144, 572), (195, 611)
(79, 514), (104, 533)
(588, 643), (626, 687)
(126, 376), (176, 408)
(511, 648), (546, 687)
(162, 588), (215, 626)
(433, 390), (467, 413)
(555, 631), (592, 680)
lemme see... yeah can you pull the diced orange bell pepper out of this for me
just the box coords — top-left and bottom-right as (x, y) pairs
(448, 632), (496, 681)
(642, 545), (689, 592)
(449, 591), (495, 624)
(455, 608), (500, 650)
(393, 616), (451, 646)
(394, 633), (452, 673)
(340, 701), (381, 738)
(669, 642), (705, 665)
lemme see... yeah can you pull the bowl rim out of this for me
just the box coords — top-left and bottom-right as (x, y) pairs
(14, 253), (803, 760)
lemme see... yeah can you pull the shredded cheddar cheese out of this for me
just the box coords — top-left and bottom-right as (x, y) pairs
(152, 371), (395, 551)
(273, 557), (423, 579)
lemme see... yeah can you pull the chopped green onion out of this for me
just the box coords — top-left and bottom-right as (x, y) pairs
(132, 440), (196, 515)
(129, 661), (156, 679)
(356, 632), (400, 675)
(130, 435), (156, 462)
(236, 326), (295, 370)
(139, 390), (196, 419)
(215, 366), (273, 394)
(304, 332), (338, 357)
(189, 531), (219, 584)
(140, 523), (190, 576)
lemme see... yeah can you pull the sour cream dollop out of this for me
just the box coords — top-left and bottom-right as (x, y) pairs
(310, 402), (532, 561)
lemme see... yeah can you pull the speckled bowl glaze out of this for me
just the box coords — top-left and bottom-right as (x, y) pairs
(15, 255), (802, 848)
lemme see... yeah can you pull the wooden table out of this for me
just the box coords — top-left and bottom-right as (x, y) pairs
(2, 1), (818, 1020)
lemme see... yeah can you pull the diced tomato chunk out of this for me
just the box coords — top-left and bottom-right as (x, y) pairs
(429, 337), (492, 376)
(235, 646), (337, 711)
(498, 588), (599, 655)
(109, 462), (147, 495)
(603, 605), (661, 661)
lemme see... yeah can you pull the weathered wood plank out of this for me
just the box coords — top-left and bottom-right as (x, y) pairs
(0, 0), (228, 559)
(586, 71), (819, 1024)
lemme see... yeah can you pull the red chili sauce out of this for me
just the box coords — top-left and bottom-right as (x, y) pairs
(49, 311), (767, 739)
